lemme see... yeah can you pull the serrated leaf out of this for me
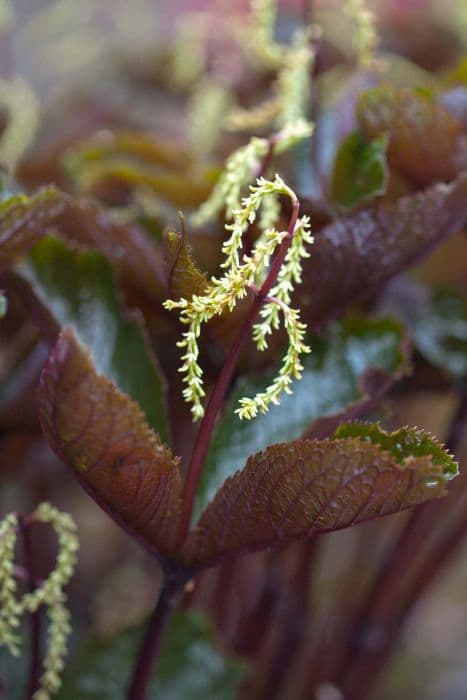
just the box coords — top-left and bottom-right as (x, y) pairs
(183, 431), (456, 569)
(37, 328), (181, 558)
(165, 229), (208, 301)
(357, 86), (467, 186)
(195, 317), (410, 519)
(334, 422), (458, 478)
(413, 289), (467, 380)
(57, 609), (245, 700)
(331, 132), (389, 208)
(21, 236), (169, 441)
(299, 174), (467, 329)
(0, 186), (67, 271)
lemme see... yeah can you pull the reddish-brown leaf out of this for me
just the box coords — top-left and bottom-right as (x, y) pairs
(55, 198), (165, 304)
(357, 86), (467, 186)
(299, 174), (467, 329)
(183, 438), (453, 569)
(37, 328), (181, 559)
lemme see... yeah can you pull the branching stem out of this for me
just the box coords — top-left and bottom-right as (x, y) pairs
(177, 197), (300, 544)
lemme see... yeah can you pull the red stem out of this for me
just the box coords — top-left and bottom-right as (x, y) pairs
(127, 579), (184, 700)
(337, 388), (467, 698)
(177, 198), (300, 544)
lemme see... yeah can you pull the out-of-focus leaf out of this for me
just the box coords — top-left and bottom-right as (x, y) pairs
(439, 86), (467, 131)
(357, 86), (467, 186)
(21, 236), (169, 440)
(58, 609), (245, 700)
(299, 174), (467, 329)
(183, 427), (456, 568)
(0, 290), (6, 317)
(55, 198), (165, 304)
(334, 422), (458, 478)
(195, 317), (410, 518)
(37, 328), (181, 558)
(0, 186), (67, 271)
(64, 130), (192, 175)
(165, 229), (208, 301)
(70, 159), (213, 208)
(413, 290), (467, 379)
(331, 132), (389, 208)
(65, 130), (214, 208)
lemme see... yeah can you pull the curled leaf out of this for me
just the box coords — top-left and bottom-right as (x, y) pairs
(334, 422), (458, 478)
(299, 174), (467, 329)
(357, 86), (467, 186)
(331, 132), (389, 208)
(37, 328), (181, 559)
(164, 229), (208, 301)
(183, 429), (456, 569)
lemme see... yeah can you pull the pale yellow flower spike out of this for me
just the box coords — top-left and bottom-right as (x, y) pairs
(343, 0), (379, 69)
(0, 504), (79, 700)
(165, 175), (313, 421)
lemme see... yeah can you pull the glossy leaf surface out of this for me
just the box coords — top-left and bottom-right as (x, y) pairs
(413, 289), (467, 379)
(22, 236), (169, 440)
(195, 318), (410, 518)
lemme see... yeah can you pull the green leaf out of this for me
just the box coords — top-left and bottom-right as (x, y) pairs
(413, 289), (467, 380)
(183, 429), (456, 569)
(21, 235), (169, 441)
(195, 317), (409, 519)
(37, 328), (181, 558)
(165, 229), (208, 301)
(331, 132), (388, 208)
(334, 422), (458, 478)
(58, 610), (246, 700)
(0, 186), (67, 271)
(0, 290), (6, 317)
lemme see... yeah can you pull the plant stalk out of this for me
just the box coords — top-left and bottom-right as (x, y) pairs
(177, 198), (300, 544)
(337, 388), (467, 698)
(127, 578), (184, 700)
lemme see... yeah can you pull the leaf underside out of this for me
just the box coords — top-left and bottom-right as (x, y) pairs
(183, 434), (456, 569)
(37, 328), (181, 559)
